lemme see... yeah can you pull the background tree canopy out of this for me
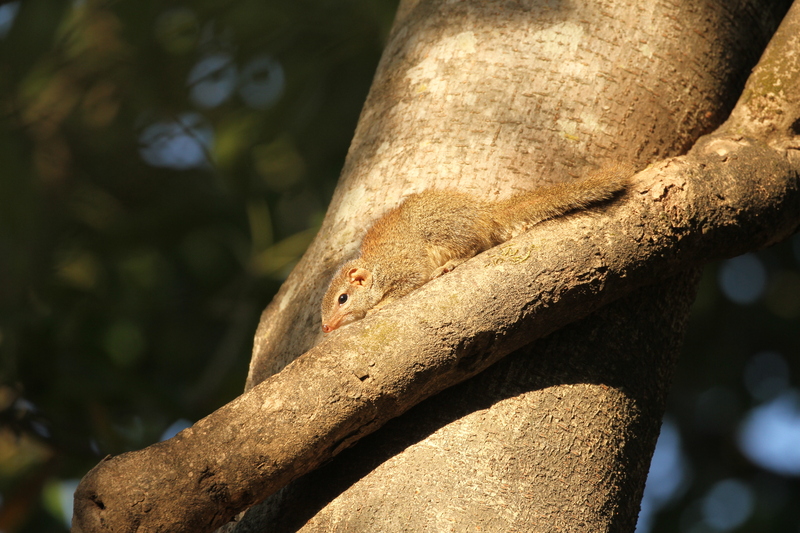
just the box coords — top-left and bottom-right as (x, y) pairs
(0, 1), (798, 532)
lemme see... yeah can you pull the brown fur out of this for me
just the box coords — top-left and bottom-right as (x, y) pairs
(321, 165), (633, 332)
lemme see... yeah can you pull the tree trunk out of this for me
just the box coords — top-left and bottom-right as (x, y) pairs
(232, 0), (791, 531)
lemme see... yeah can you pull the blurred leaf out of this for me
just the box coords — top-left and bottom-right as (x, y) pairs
(250, 227), (317, 279)
(154, 8), (200, 56)
(101, 320), (146, 368)
(213, 112), (261, 169)
(54, 249), (102, 291)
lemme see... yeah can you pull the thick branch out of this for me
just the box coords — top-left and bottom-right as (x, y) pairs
(72, 132), (800, 533)
(724, 0), (800, 139)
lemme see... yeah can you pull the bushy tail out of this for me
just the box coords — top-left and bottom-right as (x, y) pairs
(492, 164), (634, 238)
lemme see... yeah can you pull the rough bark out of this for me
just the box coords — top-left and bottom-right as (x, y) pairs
(246, 0), (789, 387)
(72, 0), (800, 531)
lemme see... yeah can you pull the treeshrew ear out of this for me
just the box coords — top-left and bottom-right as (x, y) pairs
(347, 267), (372, 287)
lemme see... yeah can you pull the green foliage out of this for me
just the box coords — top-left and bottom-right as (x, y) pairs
(0, 0), (396, 529)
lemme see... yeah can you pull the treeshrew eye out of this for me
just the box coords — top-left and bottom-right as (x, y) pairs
(338, 294), (348, 305)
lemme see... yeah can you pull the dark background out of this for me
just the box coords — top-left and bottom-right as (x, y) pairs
(0, 1), (798, 531)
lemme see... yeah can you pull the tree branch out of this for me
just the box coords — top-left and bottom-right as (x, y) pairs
(723, 0), (800, 140)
